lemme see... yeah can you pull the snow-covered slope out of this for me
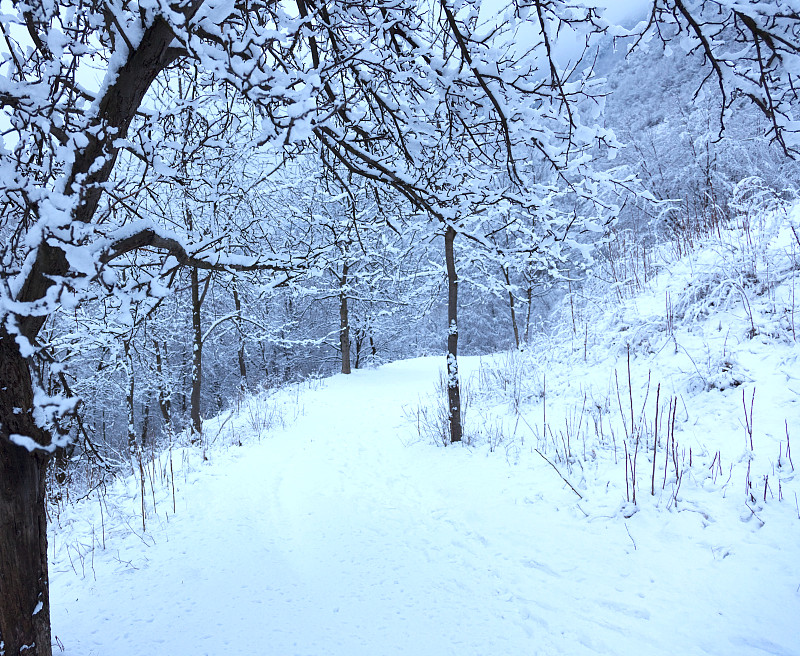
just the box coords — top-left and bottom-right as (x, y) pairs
(49, 193), (800, 655)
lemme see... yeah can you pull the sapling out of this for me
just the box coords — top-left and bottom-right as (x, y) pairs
(561, 432), (572, 469)
(663, 397), (677, 489)
(733, 282), (757, 338)
(652, 383), (660, 496)
(713, 452), (723, 483)
(785, 420), (794, 471)
(627, 346), (635, 437)
(577, 393), (587, 458)
(169, 445), (176, 515)
(632, 426), (640, 504)
(742, 388), (756, 450)
(98, 494), (106, 550)
(147, 448), (158, 517)
(137, 447), (147, 532)
(721, 464), (733, 495)
(624, 439), (639, 504)
(671, 421), (681, 484)
(624, 440), (631, 503)
(611, 426), (618, 465)
(669, 471), (684, 510)
(615, 369), (629, 441)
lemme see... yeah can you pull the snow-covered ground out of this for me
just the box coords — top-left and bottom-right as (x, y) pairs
(49, 194), (800, 655)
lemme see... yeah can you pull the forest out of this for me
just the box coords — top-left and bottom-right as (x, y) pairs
(1, 1), (799, 654)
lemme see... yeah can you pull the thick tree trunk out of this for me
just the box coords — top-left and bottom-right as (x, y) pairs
(444, 226), (462, 443)
(0, 328), (52, 656)
(339, 263), (351, 375)
(15, 17), (185, 342)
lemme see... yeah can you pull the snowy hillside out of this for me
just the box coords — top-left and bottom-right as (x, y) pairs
(48, 194), (800, 656)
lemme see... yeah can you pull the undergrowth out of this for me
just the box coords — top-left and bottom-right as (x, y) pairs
(46, 378), (316, 569)
(453, 177), (800, 522)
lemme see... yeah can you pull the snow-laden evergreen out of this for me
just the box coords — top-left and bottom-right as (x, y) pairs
(48, 194), (800, 655)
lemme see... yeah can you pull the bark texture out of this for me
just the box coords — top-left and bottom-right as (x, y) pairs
(444, 226), (462, 443)
(0, 327), (52, 656)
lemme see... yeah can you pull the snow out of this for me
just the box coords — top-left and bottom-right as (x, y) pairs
(48, 208), (800, 655)
(49, 366), (800, 653)
(9, 434), (56, 454)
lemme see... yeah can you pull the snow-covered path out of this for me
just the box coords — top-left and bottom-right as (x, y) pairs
(50, 358), (800, 656)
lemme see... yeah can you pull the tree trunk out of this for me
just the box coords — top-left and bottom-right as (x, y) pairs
(232, 285), (247, 395)
(282, 297), (293, 382)
(339, 263), (351, 374)
(190, 267), (203, 439)
(0, 328), (52, 656)
(155, 341), (171, 426)
(140, 398), (151, 448)
(444, 226), (462, 443)
(354, 330), (362, 369)
(524, 285), (533, 344)
(0, 19), (187, 653)
(501, 265), (520, 348)
(124, 340), (137, 457)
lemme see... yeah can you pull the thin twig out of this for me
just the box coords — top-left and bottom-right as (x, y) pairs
(534, 448), (583, 499)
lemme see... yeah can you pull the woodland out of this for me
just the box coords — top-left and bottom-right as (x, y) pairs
(0, 1), (799, 654)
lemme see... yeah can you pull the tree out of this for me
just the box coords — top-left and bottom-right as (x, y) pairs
(0, 4), (290, 650)
(443, 225), (463, 441)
